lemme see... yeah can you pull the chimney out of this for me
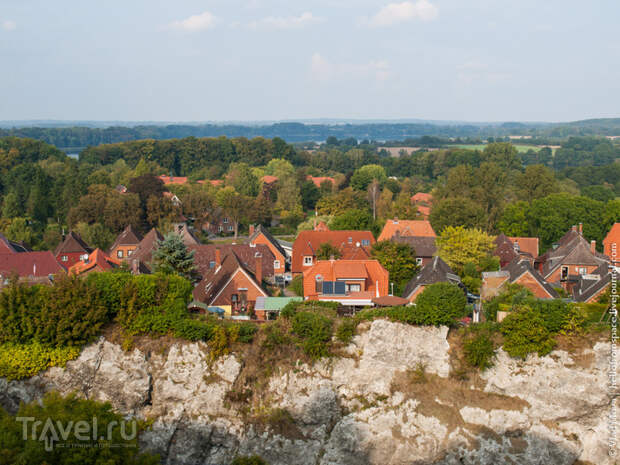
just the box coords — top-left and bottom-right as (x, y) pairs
(215, 248), (221, 267)
(571, 225), (577, 232)
(393, 217), (399, 224)
(249, 224), (255, 236)
(254, 252), (263, 284)
(591, 240), (596, 254)
(579, 223), (583, 235)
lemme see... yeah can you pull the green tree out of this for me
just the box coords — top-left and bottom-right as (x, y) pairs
(350, 164), (387, 191)
(482, 142), (520, 171)
(330, 209), (374, 231)
(436, 226), (495, 274)
(2, 191), (21, 219)
(429, 197), (487, 233)
(414, 282), (467, 326)
(370, 241), (419, 294)
(216, 187), (251, 238)
(497, 201), (530, 237)
(316, 242), (341, 260)
(501, 306), (556, 358)
(152, 232), (199, 282)
(516, 165), (559, 202)
(75, 222), (115, 250)
(226, 162), (259, 197)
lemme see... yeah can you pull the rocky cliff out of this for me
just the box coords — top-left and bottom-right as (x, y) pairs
(0, 320), (616, 465)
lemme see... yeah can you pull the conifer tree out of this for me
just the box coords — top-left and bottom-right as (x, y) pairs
(152, 232), (199, 282)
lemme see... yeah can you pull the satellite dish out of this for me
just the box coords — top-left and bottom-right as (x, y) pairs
(356, 242), (360, 247)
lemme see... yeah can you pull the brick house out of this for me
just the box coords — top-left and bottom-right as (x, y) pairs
(481, 258), (558, 300)
(391, 233), (437, 267)
(603, 223), (620, 264)
(190, 244), (275, 283)
(302, 259), (389, 307)
(307, 176), (335, 188)
(109, 225), (142, 261)
(493, 234), (539, 268)
(377, 219), (436, 242)
(191, 248), (269, 317)
(248, 224), (287, 275)
(68, 249), (120, 275)
(572, 262), (611, 303)
(127, 228), (164, 273)
(402, 256), (462, 303)
(292, 230), (375, 275)
(54, 231), (93, 269)
(0, 251), (65, 287)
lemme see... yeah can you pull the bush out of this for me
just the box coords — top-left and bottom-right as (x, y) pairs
(0, 342), (80, 380)
(501, 306), (556, 359)
(414, 282), (467, 326)
(335, 319), (357, 344)
(483, 284), (532, 321)
(530, 299), (570, 333)
(289, 275), (304, 297)
(463, 333), (495, 370)
(0, 392), (159, 464)
(262, 322), (291, 350)
(291, 311), (333, 358)
(231, 456), (268, 465)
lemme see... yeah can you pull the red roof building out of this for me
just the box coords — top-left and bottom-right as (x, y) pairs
(69, 249), (121, 275)
(0, 251), (65, 286)
(54, 231), (93, 269)
(410, 193), (433, 220)
(292, 230), (375, 274)
(159, 175), (188, 185)
(109, 225), (142, 261)
(604, 223), (620, 263)
(307, 176), (335, 188)
(377, 219), (436, 242)
(189, 243), (275, 282)
(302, 259), (389, 306)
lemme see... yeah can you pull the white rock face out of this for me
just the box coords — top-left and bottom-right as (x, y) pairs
(1, 320), (618, 465)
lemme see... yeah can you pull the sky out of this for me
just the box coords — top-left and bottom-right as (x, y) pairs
(0, 0), (619, 123)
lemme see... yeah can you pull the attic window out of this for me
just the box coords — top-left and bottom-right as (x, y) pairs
(361, 239), (370, 246)
(209, 261), (216, 269)
(304, 256), (313, 266)
(348, 237), (352, 244)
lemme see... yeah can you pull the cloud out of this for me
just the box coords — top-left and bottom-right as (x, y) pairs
(169, 11), (217, 32)
(366, 0), (438, 27)
(1, 20), (16, 31)
(456, 61), (510, 85)
(310, 52), (390, 83)
(249, 12), (324, 30)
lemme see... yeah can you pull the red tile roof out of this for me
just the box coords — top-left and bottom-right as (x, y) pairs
(508, 236), (539, 258)
(262, 175), (278, 184)
(189, 244), (275, 280)
(292, 230), (375, 274)
(378, 219), (436, 241)
(410, 192), (433, 204)
(159, 175), (188, 185)
(0, 251), (65, 278)
(69, 249), (120, 275)
(307, 176), (335, 188)
(54, 231), (92, 256)
(604, 223), (620, 259)
(109, 225), (142, 252)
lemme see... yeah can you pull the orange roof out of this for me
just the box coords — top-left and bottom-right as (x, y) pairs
(69, 249), (120, 275)
(378, 219), (436, 242)
(159, 175), (188, 185)
(417, 205), (431, 218)
(508, 237), (539, 258)
(411, 192), (433, 204)
(604, 223), (620, 258)
(307, 176), (335, 188)
(262, 175), (278, 184)
(302, 259), (389, 299)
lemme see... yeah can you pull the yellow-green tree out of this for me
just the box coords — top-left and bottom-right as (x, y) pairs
(436, 226), (495, 274)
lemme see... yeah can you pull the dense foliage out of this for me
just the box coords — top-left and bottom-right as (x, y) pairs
(413, 283), (468, 326)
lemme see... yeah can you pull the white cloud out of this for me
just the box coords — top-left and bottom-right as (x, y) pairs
(169, 11), (217, 32)
(310, 52), (390, 83)
(249, 12), (324, 30)
(1, 20), (16, 31)
(366, 0), (438, 27)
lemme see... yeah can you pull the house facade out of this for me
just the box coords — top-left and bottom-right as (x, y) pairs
(391, 233), (437, 267)
(0, 251), (65, 287)
(402, 256), (462, 303)
(69, 249), (120, 275)
(109, 225), (142, 261)
(54, 231), (93, 269)
(248, 224), (287, 275)
(481, 258), (558, 300)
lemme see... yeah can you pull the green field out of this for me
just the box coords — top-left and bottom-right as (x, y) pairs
(445, 144), (558, 154)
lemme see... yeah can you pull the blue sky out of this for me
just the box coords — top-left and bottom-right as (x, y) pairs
(0, 0), (618, 122)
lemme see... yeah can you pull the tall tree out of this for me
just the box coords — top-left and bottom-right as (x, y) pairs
(152, 232), (199, 282)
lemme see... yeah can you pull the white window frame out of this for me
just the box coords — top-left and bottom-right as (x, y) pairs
(274, 260), (281, 270)
(416, 257), (423, 266)
(303, 256), (313, 266)
(117, 250), (123, 258)
(61, 255), (68, 262)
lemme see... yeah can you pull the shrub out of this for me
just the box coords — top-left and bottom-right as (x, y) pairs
(414, 282), (467, 326)
(463, 333), (495, 370)
(559, 305), (587, 335)
(173, 317), (214, 342)
(501, 306), (556, 359)
(289, 275), (304, 297)
(530, 299), (570, 333)
(335, 319), (357, 344)
(0, 342), (80, 380)
(483, 284), (532, 321)
(262, 322), (291, 350)
(231, 456), (268, 465)
(291, 311), (333, 358)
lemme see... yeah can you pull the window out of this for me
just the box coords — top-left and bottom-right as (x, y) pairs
(361, 239), (370, 246)
(218, 225), (223, 232)
(209, 261), (216, 269)
(61, 255), (68, 262)
(223, 217), (229, 224)
(346, 283), (361, 293)
(274, 260), (281, 270)
(127, 250), (133, 256)
(117, 250), (123, 258)
(416, 257), (423, 266)
(348, 237), (352, 244)
(579, 267), (588, 275)
(228, 225), (234, 231)
(561, 266), (569, 280)
(304, 256), (313, 266)
(80, 254), (88, 261)
(231, 294), (238, 302)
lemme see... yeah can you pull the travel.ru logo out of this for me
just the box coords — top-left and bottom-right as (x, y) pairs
(16, 416), (138, 451)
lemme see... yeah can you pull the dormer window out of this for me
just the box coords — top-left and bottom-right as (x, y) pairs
(348, 237), (352, 244)
(304, 256), (313, 266)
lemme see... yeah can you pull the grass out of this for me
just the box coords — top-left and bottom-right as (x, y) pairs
(443, 143), (558, 154)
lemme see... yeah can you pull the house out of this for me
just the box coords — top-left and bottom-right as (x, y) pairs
(109, 225), (142, 261)
(159, 175), (188, 185)
(191, 248), (269, 318)
(202, 210), (236, 235)
(307, 176), (335, 188)
(292, 230), (375, 275)
(163, 191), (182, 207)
(493, 234), (539, 268)
(189, 244), (275, 283)
(392, 233), (437, 267)
(302, 259), (389, 307)
(0, 232), (31, 253)
(481, 258), (558, 301)
(127, 228), (164, 273)
(603, 223), (620, 263)
(535, 224), (608, 291)
(254, 296), (303, 321)
(572, 262), (611, 303)
(68, 249), (120, 275)
(172, 222), (201, 246)
(402, 256), (462, 303)
(248, 224), (287, 275)
(0, 251), (65, 287)
(377, 219), (436, 242)
(410, 192), (433, 219)
(54, 231), (93, 269)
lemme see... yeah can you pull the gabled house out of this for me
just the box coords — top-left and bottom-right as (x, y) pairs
(0, 251), (65, 287)
(127, 228), (164, 273)
(189, 244), (275, 283)
(402, 256), (462, 303)
(536, 224), (608, 291)
(572, 262), (611, 303)
(191, 249), (269, 317)
(604, 223), (620, 264)
(392, 233), (437, 267)
(248, 224), (287, 275)
(377, 219), (436, 242)
(410, 192), (433, 219)
(493, 234), (539, 268)
(109, 225), (142, 261)
(54, 231), (93, 269)
(68, 249), (120, 275)
(292, 230), (375, 275)
(303, 259), (389, 307)
(0, 232), (31, 254)
(481, 258), (558, 300)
